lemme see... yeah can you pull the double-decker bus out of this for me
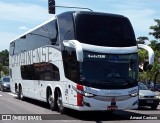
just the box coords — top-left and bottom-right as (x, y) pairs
(9, 11), (154, 113)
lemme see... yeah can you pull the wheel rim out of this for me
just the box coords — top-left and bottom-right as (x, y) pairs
(57, 92), (62, 109)
(48, 95), (54, 106)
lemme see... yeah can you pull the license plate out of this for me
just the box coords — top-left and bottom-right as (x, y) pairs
(107, 106), (118, 110)
(147, 100), (153, 103)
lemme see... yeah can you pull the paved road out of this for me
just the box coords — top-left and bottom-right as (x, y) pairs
(0, 91), (160, 123)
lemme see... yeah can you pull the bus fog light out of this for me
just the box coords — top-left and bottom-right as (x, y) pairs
(84, 92), (95, 97)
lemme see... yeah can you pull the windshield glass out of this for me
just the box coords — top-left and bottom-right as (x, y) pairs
(80, 52), (138, 89)
(138, 83), (148, 90)
(139, 83), (148, 90)
(3, 77), (10, 82)
(75, 13), (136, 47)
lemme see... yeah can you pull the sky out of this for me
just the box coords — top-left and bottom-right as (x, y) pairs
(0, 0), (160, 51)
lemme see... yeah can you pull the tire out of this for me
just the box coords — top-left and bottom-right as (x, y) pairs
(48, 89), (58, 111)
(151, 105), (158, 110)
(104, 110), (115, 114)
(57, 90), (65, 114)
(2, 86), (4, 92)
(18, 86), (24, 101)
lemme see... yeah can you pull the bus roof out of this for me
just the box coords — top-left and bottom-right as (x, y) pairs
(10, 16), (56, 43)
(10, 11), (125, 44)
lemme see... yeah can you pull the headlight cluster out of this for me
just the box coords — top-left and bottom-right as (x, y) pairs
(139, 95), (144, 98)
(3, 83), (7, 86)
(155, 95), (160, 99)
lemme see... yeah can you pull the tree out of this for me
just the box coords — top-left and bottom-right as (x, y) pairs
(138, 49), (148, 64)
(0, 49), (9, 66)
(0, 49), (9, 77)
(138, 19), (160, 85)
(2, 66), (9, 76)
(149, 19), (160, 40)
(148, 40), (160, 51)
(137, 36), (149, 44)
(0, 63), (3, 78)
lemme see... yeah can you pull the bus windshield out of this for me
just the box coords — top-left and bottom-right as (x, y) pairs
(75, 13), (136, 47)
(80, 52), (138, 89)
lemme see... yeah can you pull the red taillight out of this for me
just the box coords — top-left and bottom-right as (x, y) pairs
(77, 84), (84, 106)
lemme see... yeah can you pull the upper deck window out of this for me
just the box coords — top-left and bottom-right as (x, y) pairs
(75, 13), (136, 47)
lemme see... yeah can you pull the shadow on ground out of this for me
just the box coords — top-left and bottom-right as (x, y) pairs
(14, 97), (159, 121)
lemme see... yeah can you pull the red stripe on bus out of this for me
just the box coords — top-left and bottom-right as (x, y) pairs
(77, 84), (84, 106)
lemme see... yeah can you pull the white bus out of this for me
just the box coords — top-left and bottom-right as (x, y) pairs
(9, 11), (154, 113)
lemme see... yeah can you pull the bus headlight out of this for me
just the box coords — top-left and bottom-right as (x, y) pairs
(139, 95), (144, 98)
(155, 95), (159, 99)
(84, 93), (95, 97)
(72, 85), (95, 97)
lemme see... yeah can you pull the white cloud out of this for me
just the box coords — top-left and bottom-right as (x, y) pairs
(0, 32), (17, 51)
(0, 1), (53, 23)
(19, 26), (28, 30)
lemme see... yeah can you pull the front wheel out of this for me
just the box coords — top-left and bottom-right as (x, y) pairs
(57, 90), (65, 114)
(1, 86), (4, 92)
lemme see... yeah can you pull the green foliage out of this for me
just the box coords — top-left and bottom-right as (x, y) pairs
(149, 19), (160, 39)
(137, 36), (149, 44)
(149, 40), (160, 51)
(0, 49), (9, 66)
(138, 49), (148, 64)
(138, 19), (160, 83)
(0, 49), (9, 77)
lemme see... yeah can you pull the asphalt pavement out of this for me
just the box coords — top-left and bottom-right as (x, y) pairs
(0, 91), (160, 123)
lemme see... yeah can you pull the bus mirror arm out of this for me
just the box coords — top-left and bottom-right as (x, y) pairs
(63, 40), (83, 62)
(137, 44), (155, 64)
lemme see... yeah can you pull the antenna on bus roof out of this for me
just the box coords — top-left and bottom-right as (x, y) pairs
(48, 0), (93, 14)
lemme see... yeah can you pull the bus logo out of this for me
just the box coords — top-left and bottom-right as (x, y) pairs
(113, 56), (119, 61)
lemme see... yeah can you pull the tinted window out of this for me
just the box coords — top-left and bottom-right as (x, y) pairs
(80, 52), (138, 89)
(62, 47), (78, 82)
(13, 20), (58, 55)
(75, 13), (136, 47)
(3, 77), (10, 82)
(57, 12), (75, 42)
(21, 65), (35, 80)
(9, 42), (15, 55)
(139, 83), (148, 90)
(21, 62), (60, 81)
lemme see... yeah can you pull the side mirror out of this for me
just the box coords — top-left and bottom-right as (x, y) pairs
(143, 62), (152, 71)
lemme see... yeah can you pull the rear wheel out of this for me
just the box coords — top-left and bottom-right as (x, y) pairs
(48, 89), (58, 111)
(57, 90), (65, 114)
(18, 86), (24, 101)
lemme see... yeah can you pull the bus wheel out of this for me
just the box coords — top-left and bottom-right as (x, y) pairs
(18, 86), (24, 101)
(57, 90), (65, 114)
(48, 93), (58, 111)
